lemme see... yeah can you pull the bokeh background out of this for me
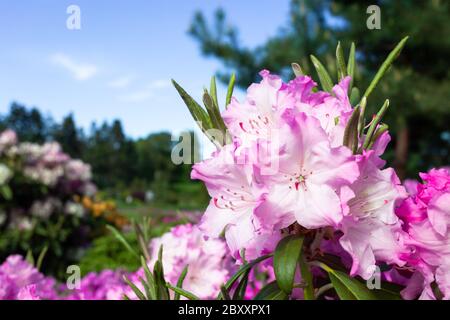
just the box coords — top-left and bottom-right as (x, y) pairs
(0, 0), (449, 279)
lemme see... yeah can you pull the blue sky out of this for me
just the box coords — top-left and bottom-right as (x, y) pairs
(0, 0), (290, 139)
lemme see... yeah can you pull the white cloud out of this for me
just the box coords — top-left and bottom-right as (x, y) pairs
(50, 53), (98, 81)
(119, 89), (154, 103)
(118, 79), (171, 103)
(148, 79), (171, 89)
(107, 76), (133, 88)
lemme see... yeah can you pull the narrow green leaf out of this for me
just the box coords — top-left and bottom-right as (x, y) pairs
(254, 281), (289, 300)
(203, 89), (226, 133)
(167, 283), (200, 300)
(291, 63), (304, 77)
(336, 41), (347, 81)
(310, 55), (334, 92)
(232, 269), (251, 300)
(210, 76), (219, 110)
(141, 256), (156, 300)
(106, 225), (139, 258)
(218, 253), (273, 299)
(349, 87), (360, 106)
(25, 250), (34, 266)
(343, 105), (361, 154)
(220, 285), (232, 300)
(134, 221), (150, 261)
(357, 96), (368, 137)
(36, 245), (48, 271)
(172, 79), (212, 130)
(366, 123), (389, 150)
(363, 99), (390, 150)
(174, 265), (189, 300)
(123, 275), (147, 300)
(274, 235), (304, 294)
(299, 255), (314, 300)
(347, 42), (356, 89)
(363, 36), (409, 100)
(225, 73), (236, 107)
(140, 277), (152, 300)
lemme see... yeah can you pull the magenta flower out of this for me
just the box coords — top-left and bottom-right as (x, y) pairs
(397, 168), (450, 299)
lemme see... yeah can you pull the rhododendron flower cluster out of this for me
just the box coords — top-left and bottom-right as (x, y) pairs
(0, 255), (58, 300)
(192, 70), (407, 282)
(397, 168), (450, 300)
(148, 223), (230, 299)
(0, 129), (96, 230)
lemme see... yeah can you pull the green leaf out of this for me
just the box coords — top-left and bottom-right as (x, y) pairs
(36, 245), (48, 271)
(291, 63), (304, 77)
(274, 235), (304, 294)
(343, 105), (361, 153)
(141, 256), (156, 300)
(363, 36), (409, 100)
(123, 275), (147, 300)
(336, 41), (347, 81)
(310, 55), (334, 92)
(0, 185), (12, 200)
(254, 281), (288, 300)
(366, 123), (389, 150)
(25, 250), (34, 266)
(299, 255), (314, 300)
(319, 263), (377, 300)
(218, 253), (273, 299)
(174, 265), (189, 300)
(363, 99), (390, 150)
(167, 283), (199, 300)
(349, 87), (360, 106)
(220, 285), (232, 300)
(172, 79), (212, 131)
(203, 89), (226, 134)
(106, 225), (139, 258)
(347, 42), (356, 89)
(210, 76), (219, 110)
(232, 269), (251, 300)
(225, 73), (236, 107)
(371, 288), (402, 300)
(140, 277), (153, 300)
(134, 221), (150, 261)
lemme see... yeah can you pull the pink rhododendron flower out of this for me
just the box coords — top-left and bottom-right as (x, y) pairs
(397, 168), (450, 300)
(339, 151), (408, 279)
(192, 144), (275, 260)
(222, 70), (294, 147)
(257, 112), (359, 230)
(0, 255), (58, 300)
(148, 224), (230, 299)
(0, 129), (17, 154)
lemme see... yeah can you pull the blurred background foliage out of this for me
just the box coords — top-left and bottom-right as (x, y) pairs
(0, 103), (209, 210)
(189, 0), (450, 178)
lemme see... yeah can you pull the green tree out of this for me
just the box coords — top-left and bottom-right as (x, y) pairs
(1, 102), (49, 143)
(52, 113), (85, 158)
